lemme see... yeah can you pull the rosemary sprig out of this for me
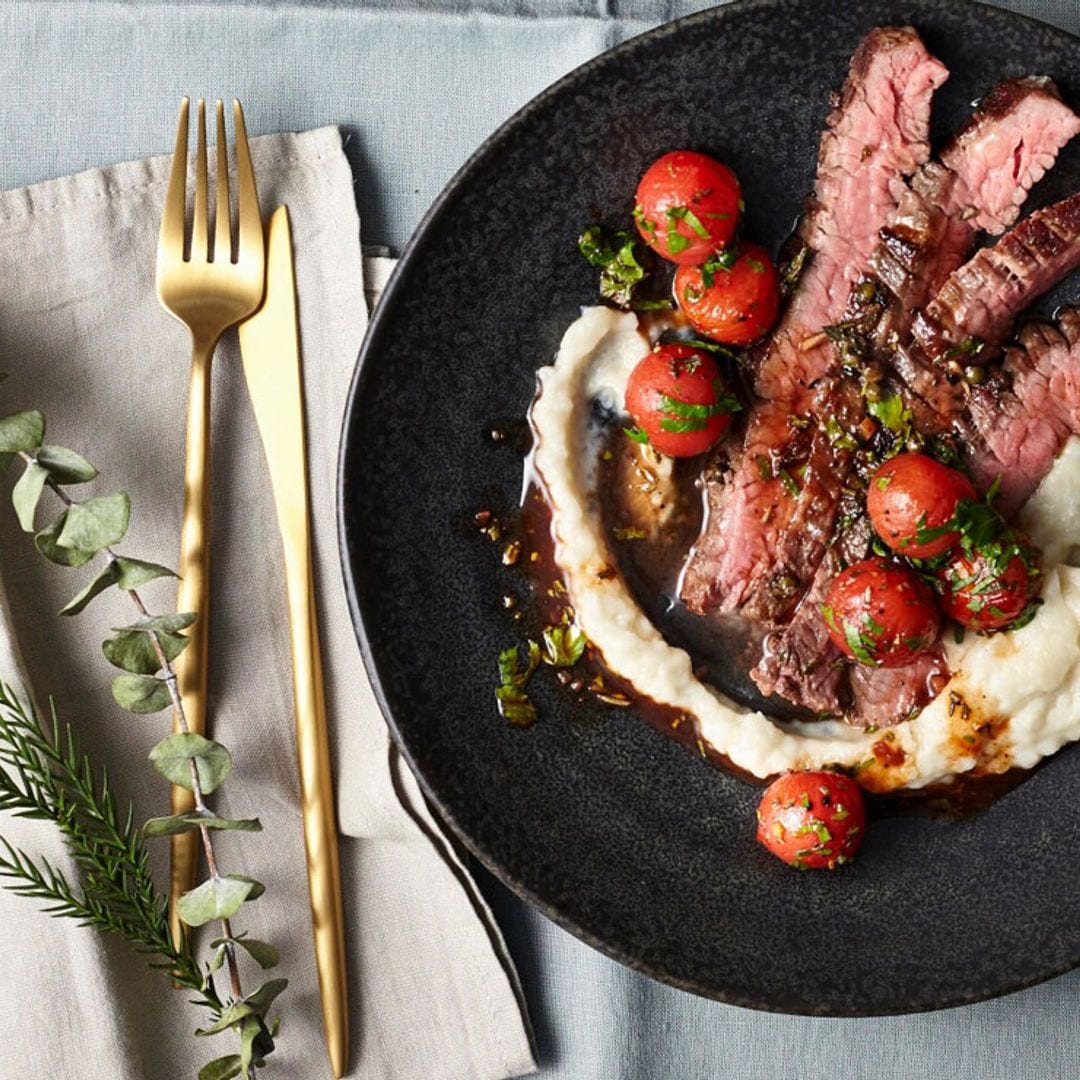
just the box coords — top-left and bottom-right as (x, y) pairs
(0, 681), (211, 1001)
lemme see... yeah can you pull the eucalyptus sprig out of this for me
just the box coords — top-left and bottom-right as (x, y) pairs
(0, 407), (285, 1080)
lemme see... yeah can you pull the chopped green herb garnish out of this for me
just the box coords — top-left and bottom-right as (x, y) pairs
(666, 204), (711, 239)
(624, 425), (650, 445)
(540, 623), (588, 668)
(777, 468), (800, 497)
(843, 619), (879, 666)
(578, 224), (654, 309)
(867, 393), (912, 436)
(824, 416), (857, 451)
(942, 335), (986, 363)
(1006, 598), (1043, 631)
(496, 642), (542, 726)
(701, 247), (738, 287)
(613, 526), (648, 541)
(778, 244), (810, 297)
(659, 416), (707, 434)
(823, 320), (869, 368)
(632, 205), (655, 238)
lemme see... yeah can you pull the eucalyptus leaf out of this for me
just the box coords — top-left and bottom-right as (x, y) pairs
(0, 410), (44, 452)
(196, 1003), (255, 1037)
(177, 875), (257, 927)
(35, 513), (95, 567)
(239, 1016), (263, 1071)
(103, 628), (188, 675)
(243, 978), (289, 1018)
(56, 491), (130, 552)
(210, 935), (279, 970)
(198, 1056), (242, 1080)
(230, 874), (265, 900)
(12, 461), (48, 532)
(114, 556), (177, 589)
(207, 942), (228, 977)
(143, 810), (261, 838)
(35, 445), (98, 484)
(149, 732), (232, 792)
(59, 562), (119, 616)
(114, 612), (196, 634)
(111, 673), (171, 714)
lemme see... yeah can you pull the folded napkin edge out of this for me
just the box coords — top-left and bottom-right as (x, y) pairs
(0, 126), (347, 226)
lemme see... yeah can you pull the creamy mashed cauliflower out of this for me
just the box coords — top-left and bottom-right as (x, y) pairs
(530, 306), (1080, 792)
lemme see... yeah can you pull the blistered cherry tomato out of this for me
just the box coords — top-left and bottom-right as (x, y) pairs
(756, 771), (867, 870)
(625, 342), (738, 457)
(867, 453), (977, 559)
(674, 243), (781, 346)
(938, 535), (1042, 632)
(822, 557), (941, 668)
(634, 150), (741, 265)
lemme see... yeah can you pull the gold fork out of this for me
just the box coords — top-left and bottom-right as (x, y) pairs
(156, 98), (266, 948)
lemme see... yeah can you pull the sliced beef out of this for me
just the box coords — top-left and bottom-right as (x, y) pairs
(848, 649), (950, 730)
(849, 77), (1078, 355)
(681, 27), (945, 619)
(966, 308), (1080, 512)
(751, 512), (871, 714)
(754, 26), (948, 406)
(913, 192), (1080, 363)
(941, 76), (1080, 235)
(736, 81), (1079, 720)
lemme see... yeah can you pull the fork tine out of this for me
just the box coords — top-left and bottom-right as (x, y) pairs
(232, 100), (263, 267)
(213, 100), (231, 264)
(191, 99), (209, 262)
(158, 98), (189, 263)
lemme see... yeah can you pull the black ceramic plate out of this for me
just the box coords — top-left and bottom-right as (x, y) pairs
(339, 0), (1080, 1014)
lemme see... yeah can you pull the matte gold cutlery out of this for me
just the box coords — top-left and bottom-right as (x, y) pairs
(238, 206), (349, 1078)
(156, 98), (266, 949)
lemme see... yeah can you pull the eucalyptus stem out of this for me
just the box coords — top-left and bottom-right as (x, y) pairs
(10, 445), (268, 1080)
(21, 455), (250, 1041)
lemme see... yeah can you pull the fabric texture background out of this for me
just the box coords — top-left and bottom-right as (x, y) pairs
(3, 2), (1080, 1079)
(0, 128), (534, 1080)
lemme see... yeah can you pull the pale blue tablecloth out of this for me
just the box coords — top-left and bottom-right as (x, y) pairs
(4, 2), (1080, 1077)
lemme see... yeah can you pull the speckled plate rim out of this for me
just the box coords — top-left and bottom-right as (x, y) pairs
(337, 0), (1080, 1015)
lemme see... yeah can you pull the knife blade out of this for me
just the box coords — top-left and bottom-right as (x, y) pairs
(238, 205), (348, 1078)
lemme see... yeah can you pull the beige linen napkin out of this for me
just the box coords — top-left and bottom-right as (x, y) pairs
(0, 127), (535, 1080)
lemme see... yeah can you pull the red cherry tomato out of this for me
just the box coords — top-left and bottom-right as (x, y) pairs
(822, 557), (941, 668)
(634, 150), (741, 266)
(625, 342), (738, 458)
(756, 771), (867, 870)
(938, 535), (1042, 632)
(674, 243), (781, 346)
(867, 453), (977, 559)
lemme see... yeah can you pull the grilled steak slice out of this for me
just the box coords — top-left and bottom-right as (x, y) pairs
(966, 308), (1080, 512)
(942, 76), (1080, 235)
(751, 512), (871, 714)
(849, 77), (1079, 354)
(699, 78), (1071, 648)
(681, 27), (945, 619)
(754, 26), (947, 406)
(848, 649), (950, 730)
(913, 192), (1080, 364)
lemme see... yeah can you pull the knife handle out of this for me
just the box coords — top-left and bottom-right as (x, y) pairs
(170, 335), (215, 949)
(283, 523), (349, 1078)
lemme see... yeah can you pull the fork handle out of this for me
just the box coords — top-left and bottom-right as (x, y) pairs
(169, 333), (217, 949)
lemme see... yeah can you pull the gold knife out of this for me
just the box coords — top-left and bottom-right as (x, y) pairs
(238, 206), (348, 1078)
